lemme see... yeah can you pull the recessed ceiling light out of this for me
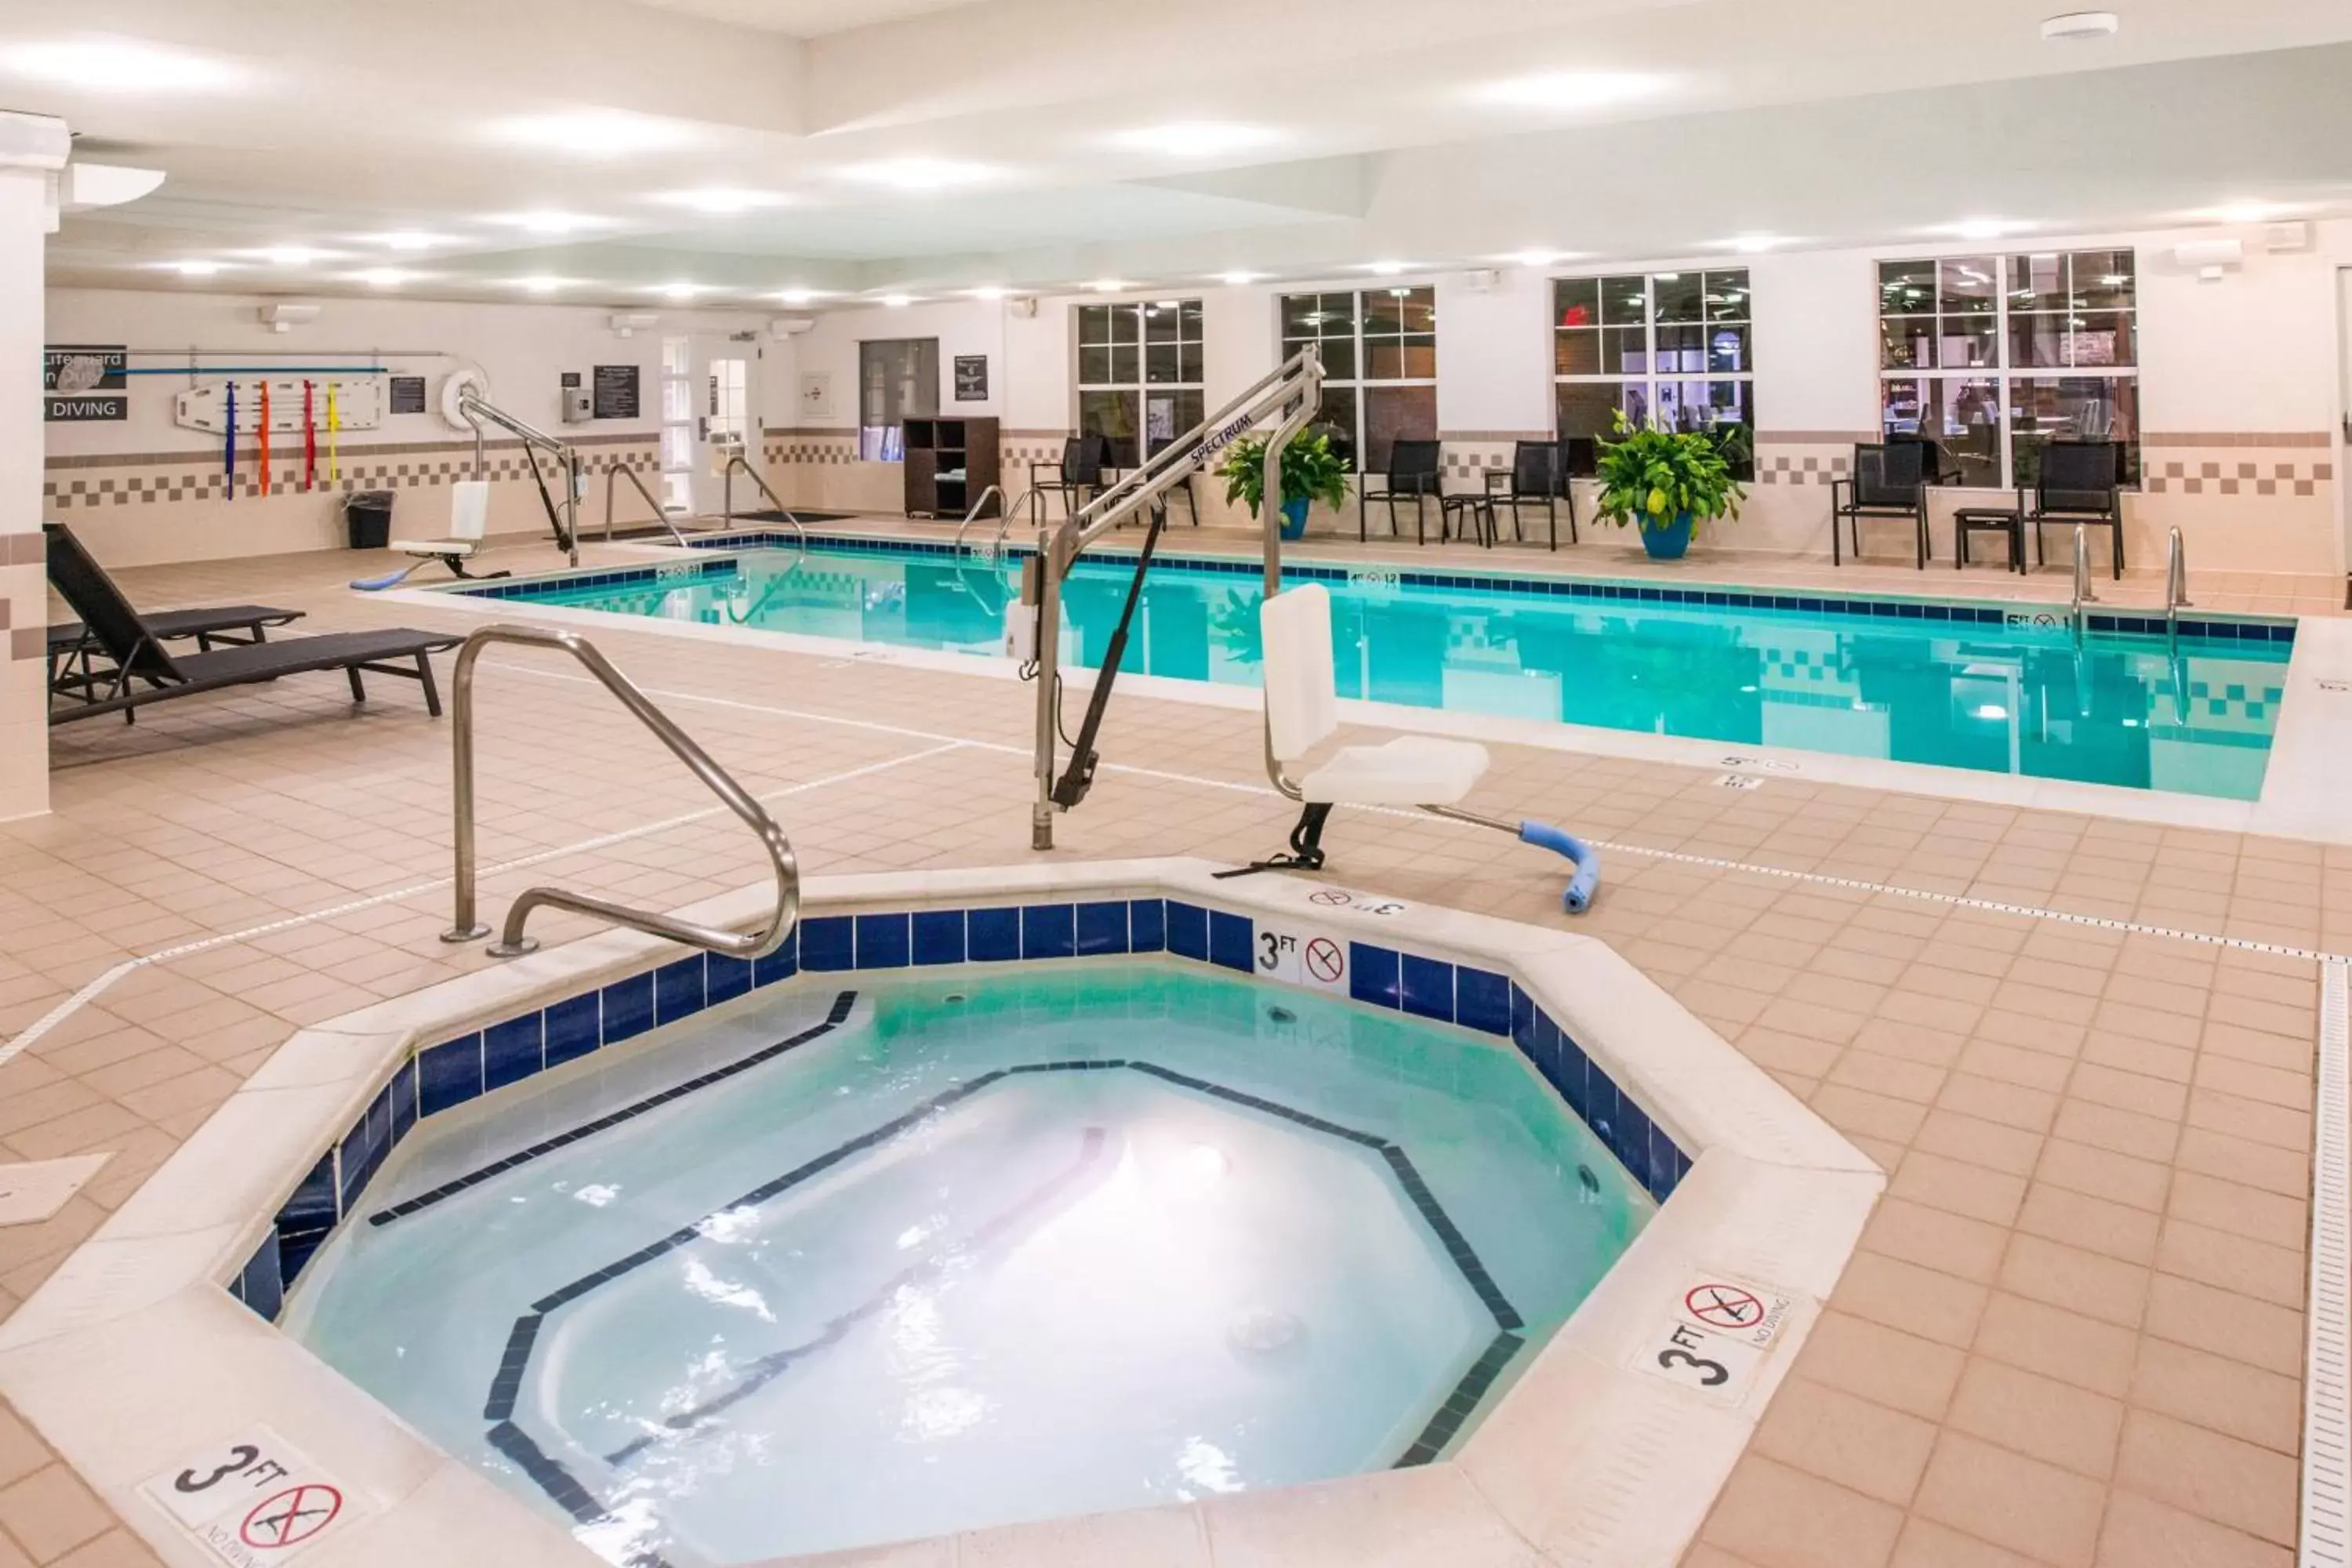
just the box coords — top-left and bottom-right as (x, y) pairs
(1727, 234), (1787, 253)
(831, 158), (998, 192)
(652, 187), (792, 215)
(774, 288), (822, 305)
(880, 293), (913, 308)
(1472, 71), (1665, 111)
(1109, 122), (1279, 157)
(254, 246), (329, 267)
(2209, 200), (2290, 223)
(1496, 249), (1567, 267)
(365, 231), (449, 252)
(2040, 11), (2118, 39)
(509, 275), (575, 294)
(353, 267), (422, 289)
(1, 39), (246, 93)
(492, 211), (607, 236)
(1946, 217), (2026, 240)
(163, 260), (226, 278)
(657, 281), (702, 301)
(971, 285), (1008, 300)
(495, 109), (699, 158)
(1083, 279), (1130, 292)
(1215, 270), (1265, 286)
(1363, 260), (1410, 277)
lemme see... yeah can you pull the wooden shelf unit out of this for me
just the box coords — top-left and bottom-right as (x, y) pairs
(904, 416), (1001, 519)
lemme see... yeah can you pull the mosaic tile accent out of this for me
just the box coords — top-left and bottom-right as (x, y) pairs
(238, 895), (1694, 1347)
(1755, 451), (1853, 488)
(44, 439), (663, 510)
(2144, 457), (2335, 498)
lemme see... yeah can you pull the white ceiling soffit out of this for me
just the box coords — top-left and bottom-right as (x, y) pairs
(622, 0), (986, 36)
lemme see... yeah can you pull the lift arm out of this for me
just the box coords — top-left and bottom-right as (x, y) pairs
(458, 392), (583, 568)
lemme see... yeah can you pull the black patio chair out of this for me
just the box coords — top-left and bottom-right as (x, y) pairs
(1831, 441), (1931, 568)
(1029, 434), (1109, 523)
(2022, 441), (2125, 579)
(1484, 441), (1576, 550)
(1359, 439), (1443, 544)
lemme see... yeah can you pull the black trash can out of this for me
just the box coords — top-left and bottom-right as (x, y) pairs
(345, 490), (394, 550)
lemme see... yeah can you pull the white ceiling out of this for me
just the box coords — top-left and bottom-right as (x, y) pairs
(15, 0), (2352, 307)
(622, 0), (985, 37)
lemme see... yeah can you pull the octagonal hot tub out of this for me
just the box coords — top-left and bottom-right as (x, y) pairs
(281, 965), (1653, 1565)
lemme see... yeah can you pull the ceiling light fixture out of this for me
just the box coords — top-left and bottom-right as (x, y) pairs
(353, 267), (421, 289)
(880, 293), (913, 308)
(2209, 200), (2290, 224)
(365, 231), (449, 251)
(1109, 122), (1279, 157)
(1946, 217), (2025, 240)
(492, 211), (607, 236)
(1472, 70), (1665, 111)
(495, 109), (699, 158)
(1215, 270), (1265, 286)
(164, 260), (225, 278)
(830, 158), (998, 192)
(255, 246), (328, 267)
(657, 281), (702, 301)
(1083, 278), (1130, 292)
(1, 38), (246, 93)
(971, 285), (1008, 300)
(1363, 260), (1410, 277)
(1727, 234), (1786, 253)
(2039, 10), (2118, 39)
(1496, 249), (1568, 268)
(510, 274), (574, 294)
(774, 288), (822, 305)
(652, 187), (792, 215)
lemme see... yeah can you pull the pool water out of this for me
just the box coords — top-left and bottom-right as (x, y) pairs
(499, 541), (2293, 800)
(285, 965), (1648, 1566)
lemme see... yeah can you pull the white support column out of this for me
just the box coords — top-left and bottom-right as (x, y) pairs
(0, 113), (67, 823)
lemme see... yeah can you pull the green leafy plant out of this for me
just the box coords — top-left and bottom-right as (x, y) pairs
(1215, 428), (1351, 516)
(1594, 415), (1748, 534)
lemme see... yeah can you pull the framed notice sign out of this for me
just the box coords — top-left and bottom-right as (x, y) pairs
(953, 354), (989, 401)
(592, 364), (641, 419)
(44, 344), (127, 422)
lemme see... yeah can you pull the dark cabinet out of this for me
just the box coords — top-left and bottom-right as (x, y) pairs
(904, 417), (1001, 519)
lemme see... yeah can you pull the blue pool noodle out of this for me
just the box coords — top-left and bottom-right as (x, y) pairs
(349, 569), (408, 591)
(1518, 821), (1600, 913)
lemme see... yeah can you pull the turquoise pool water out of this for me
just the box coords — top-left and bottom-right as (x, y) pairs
(286, 964), (1646, 1564)
(486, 539), (2294, 800)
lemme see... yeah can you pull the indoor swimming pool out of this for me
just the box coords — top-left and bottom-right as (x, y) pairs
(466, 536), (2296, 801)
(283, 963), (1650, 1566)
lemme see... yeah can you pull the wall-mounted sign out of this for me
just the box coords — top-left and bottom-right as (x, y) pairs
(798, 370), (837, 423)
(387, 376), (427, 416)
(560, 372), (582, 389)
(44, 343), (126, 422)
(953, 354), (989, 401)
(592, 364), (641, 419)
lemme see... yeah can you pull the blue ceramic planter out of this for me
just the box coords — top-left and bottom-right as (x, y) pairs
(1278, 497), (1311, 540)
(1642, 512), (1694, 560)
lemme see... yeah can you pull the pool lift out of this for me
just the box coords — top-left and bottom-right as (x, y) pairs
(351, 391), (582, 590)
(1017, 346), (1602, 913)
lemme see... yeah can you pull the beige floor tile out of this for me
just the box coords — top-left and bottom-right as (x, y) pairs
(1751, 1377), (1940, 1508)
(1913, 1433), (2107, 1568)
(0, 1467), (111, 1563)
(1700, 1457), (1905, 1568)
(2112, 1411), (2299, 1547)
(1790, 1312), (1970, 1422)
(1996, 1236), (2150, 1330)
(1943, 1358), (2125, 1480)
(1969, 1294), (2140, 1400)
(2092, 1491), (2290, 1568)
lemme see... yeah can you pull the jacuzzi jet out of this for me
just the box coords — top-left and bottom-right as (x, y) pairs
(1226, 1307), (1306, 1357)
(945, 993), (968, 1004)
(1577, 1164), (1601, 1197)
(1267, 1005), (1297, 1025)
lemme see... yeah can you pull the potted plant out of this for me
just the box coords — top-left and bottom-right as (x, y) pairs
(1216, 427), (1351, 541)
(1593, 416), (1746, 561)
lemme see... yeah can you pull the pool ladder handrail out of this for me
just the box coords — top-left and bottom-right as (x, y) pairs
(2165, 526), (2192, 648)
(952, 485), (1031, 556)
(2069, 523), (2099, 641)
(603, 460), (691, 548)
(441, 624), (799, 962)
(720, 454), (810, 547)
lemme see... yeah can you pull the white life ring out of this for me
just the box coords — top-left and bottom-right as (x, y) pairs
(440, 366), (491, 432)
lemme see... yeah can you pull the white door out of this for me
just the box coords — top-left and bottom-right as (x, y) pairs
(2339, 268), (2352, 584)
(687, 335), (757, 517)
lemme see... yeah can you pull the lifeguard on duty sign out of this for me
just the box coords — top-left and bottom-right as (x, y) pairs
(140, 1428), (361, 1566)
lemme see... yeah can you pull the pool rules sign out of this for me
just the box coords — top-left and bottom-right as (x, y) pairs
(140, 1428), (363, 1566)
(43, 343), (127, 422)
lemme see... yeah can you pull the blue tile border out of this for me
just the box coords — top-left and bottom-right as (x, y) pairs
(459, 530), (2295, 648)
(256, 893), (1690, 1333)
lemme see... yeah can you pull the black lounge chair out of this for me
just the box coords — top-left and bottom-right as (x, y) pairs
(1484, 440), (1577, 550)
(2023, 440), (2125, 579)
(49, 604), (304, 702)
(1360, 439), (1444, 543)
(44, 522), (460, 727)
(1831, 441), (1931, 568)
(1029, 434), (1109, 523)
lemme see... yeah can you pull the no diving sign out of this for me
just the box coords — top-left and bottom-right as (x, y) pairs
(141, 1428), (360, 1566)
(1254, 921), (1348, 995)
(1631, 1272), (1806, 1404)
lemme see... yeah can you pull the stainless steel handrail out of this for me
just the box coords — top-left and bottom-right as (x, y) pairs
(952, 485), (1033, 554)
(2165, 526), (2193, 649)
(441, 625), (798, 961)
(720, 454), (808, 546)
(459, 392), (582, 568)
(604, 460), (686, 546)
(2070, 523), (2098, 640)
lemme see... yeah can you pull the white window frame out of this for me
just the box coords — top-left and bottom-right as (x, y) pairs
(1278, 285), (1438, 474)
(1551, 268), (1755, 477)
(1074, 298), (1204, 464)
(1876, 249), (2140, 488)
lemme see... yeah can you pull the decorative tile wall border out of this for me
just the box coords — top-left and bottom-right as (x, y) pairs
(2143, 431), (2334, 448)
(624, 529), (2297, 644)
(2144, 457), (2335, 498)
(234, 892), (1691, 1326)
(44, 440), (662, 510)
(1755, 451), (1853, 488)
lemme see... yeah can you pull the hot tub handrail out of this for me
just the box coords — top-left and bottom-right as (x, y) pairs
(442, 624), (798, 961)
(720, 454), (809, 547)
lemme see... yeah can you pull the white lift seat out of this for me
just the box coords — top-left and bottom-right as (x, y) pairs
(388, 479), (490, 561)
(1262, 583), (1489, 807)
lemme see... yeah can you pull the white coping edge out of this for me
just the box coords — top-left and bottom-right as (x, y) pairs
(368, 550), (2352, 845)
(2303, 960), (2351, 1568)
(0, 860), (1881, 1568)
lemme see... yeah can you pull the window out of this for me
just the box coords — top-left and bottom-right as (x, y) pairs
(1076, 299), (1203, 466)
(1878, 250), (2138, 486)
(858, 338), (938, 462)
(1279, 286), (1436, 472)
(1553, 270), (1754, 478)
(659, 336), (693, 512)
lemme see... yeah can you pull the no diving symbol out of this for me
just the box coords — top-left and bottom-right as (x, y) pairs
(240, 1484), (341, 1551)
(1685, 1283), (1763, 1331)
(1304, 938), (1344, 983)
(1308, 890), (1352, 907)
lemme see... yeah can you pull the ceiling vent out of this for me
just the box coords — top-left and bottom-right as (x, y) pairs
(2264, 222), (2314, 253)
(610, 312), (659, 338)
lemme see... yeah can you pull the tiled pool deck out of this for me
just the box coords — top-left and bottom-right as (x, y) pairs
(0, 524), (2341, 1568)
